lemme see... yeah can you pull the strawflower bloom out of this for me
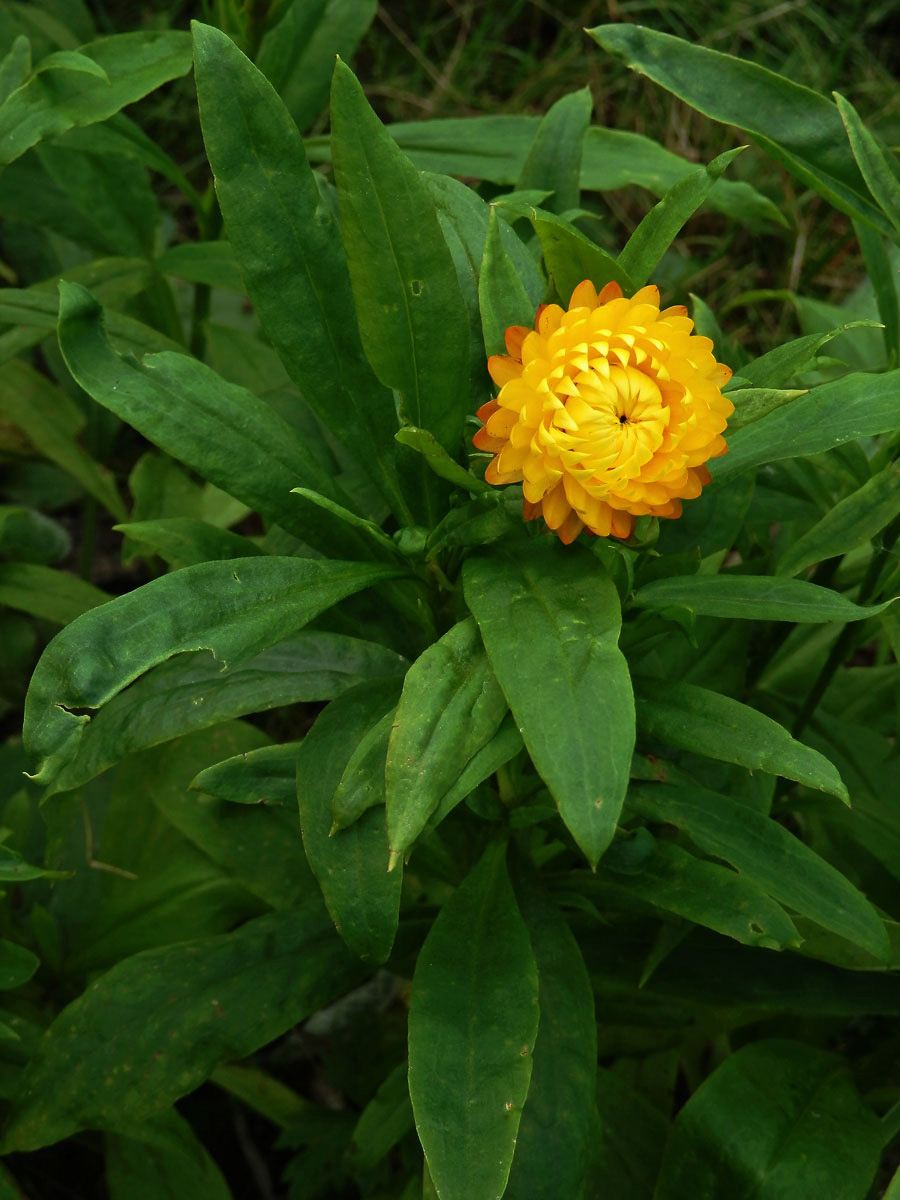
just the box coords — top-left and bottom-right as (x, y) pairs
(473, 280), (734, 543)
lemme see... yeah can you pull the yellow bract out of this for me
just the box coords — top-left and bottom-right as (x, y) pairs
(473, 280), (734, 543)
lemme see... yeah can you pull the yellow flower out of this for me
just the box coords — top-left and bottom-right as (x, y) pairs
(473, 280), (734, 543)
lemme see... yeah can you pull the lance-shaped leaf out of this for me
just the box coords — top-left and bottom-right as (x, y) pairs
(386, 617), (507, 862)
(394, 426), (491, 494)
(0, 36), (31, 105)
(835, 92), (900, 240)
(589, 24), (891, 236)
(105, 1108), (232, 1200)
(350, 1061), (414, 1174)
(634, 678), (849, 801)
(531, 210), (634, 303)
(618, 147), (744, 287)
(0, 563), (109, 626)
(505, 875), (597, 1200)
(725, 386), (807, 432)
(628, 783), (890, 960)
(192, 23), (406, 521)
(463, 547), (634, 867)
(632, 573), (895, 623)
(736, 324), (881, 389)
(408, 842), (539, 1200)
(42, 633), (406, 797)
(332, 702), (398, 832)
(0, 359), (126, 518)
(0, 30), (193, 165)
(712, 369), (900, 482)
(191, 742), (303, 807)
(298, 681), (403, 964)
(307, 116), (783, 226)
(654, 1040), (882, 1200)
(602, 837), (800, 949)
(23, 556), (404, 792)
(427, 716), (524, 834)
(776, 464), (900, 578)
(57, 282), (356, 552)
(114, 518), (264, 570)
(516, 87), (592, 215)
(330, 59), (470, 456)
(479, 206), (536, 356)
(258, 0), (376, 133)
(1, 906), (365, 1153)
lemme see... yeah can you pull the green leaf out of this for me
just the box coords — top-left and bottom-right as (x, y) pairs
(737, 326), (880, 391)
(478, 206), (536, 356)
(463, 547), (634, 868)
(260, 0), (376, 133)
(211, 1063), (310, 1128)
(0, 940), (39, 990)
(114, 518), (264, 570)
(591, 1069), (668, 1200)
(298, 681), (404, 963)
(311, 116), (783, 226)
(154, 739), (313, 913)
(0, 562), (109, 625)
(255, 0), (328, 99)
(505, 878), (597, 1200)
(349, 1060), (413, 1174)
(835, 92), (900, 239)
(0, 30), (192, 165)
(725, 386), (807, 432)
(106, 1109), (232, 1200)
(0, 359), (126, 518)
(632, 573), (895, 623)
(589, 23), (892, 236)
(426, 715), (523, 833)
(386, 618), (507, 862)
(289, 487), (400, 558)
(618, 147), (744, 287)
(0, 1162), (26, 1200)
(0, 36), (31, 106)
(408, 842), (539, 1200)
(331, 703), (397, 832)
(56, 111), (204, 215)
(628, 783), (890, 960)
(155, 240), (245, 293)
(531, 210), (634, 303)
(0, 505), (70, 564)
(602, 836), (800, 949)
(191, 742), (302, 807)
(634, 678), (849, 800)
(57, 281), (346, 548)
(192, 22), (406, 522)
(516, 87), (592, 215)
(0, 845), (69, 883)
(394, 426), (491, 494)
(23, 555), (404, 791)
(776, 464), (900, 578)
(715, 369), (900, 482)
(853, 217), (900, 365)
(654, 1040), (882, 1199)
(35, 48), (109, 82)
(330, 59), (470, 456)
(1, 906), (364, 1152)
(62, 724), (267, 973)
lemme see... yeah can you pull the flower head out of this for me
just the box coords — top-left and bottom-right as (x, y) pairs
(473, 280), (734, 543)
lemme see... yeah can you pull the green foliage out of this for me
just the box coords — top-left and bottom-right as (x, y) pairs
(2, 3), (900, 1198)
